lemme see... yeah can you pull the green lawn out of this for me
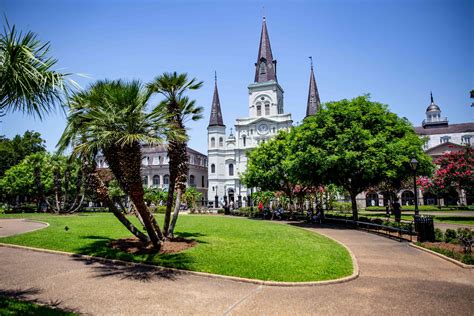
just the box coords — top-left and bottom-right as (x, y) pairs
(0, 213), (352, 282)
(0, 296), (75, 316)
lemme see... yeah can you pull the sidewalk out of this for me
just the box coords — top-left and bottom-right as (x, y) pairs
(0, 220), (473, 315)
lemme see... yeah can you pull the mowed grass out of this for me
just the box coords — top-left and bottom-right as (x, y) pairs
(0, 213), (353, 282)
(0, 296), (75, 316)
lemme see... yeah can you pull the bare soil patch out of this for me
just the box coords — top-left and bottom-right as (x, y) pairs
(109, 237), (196, 255)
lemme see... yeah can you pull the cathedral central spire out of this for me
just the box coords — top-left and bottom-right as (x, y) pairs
(254, 17), (277, 83)
(208, 72), (224, 127)
(306, 56), (321, 117)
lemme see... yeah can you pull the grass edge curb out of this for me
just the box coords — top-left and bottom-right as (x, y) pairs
(409, 243), (473, 269)
(0, 237), (359, 287)
(292, 225), (360, 282)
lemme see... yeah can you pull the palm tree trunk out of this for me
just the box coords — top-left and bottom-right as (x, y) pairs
(104, 144), (164, 249)
(84, 160), (150, 243)
(168, 187), (183, 238)
(163, 171), (176, 234)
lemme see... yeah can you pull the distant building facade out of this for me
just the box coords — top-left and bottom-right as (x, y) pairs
(97, 145), (208, 199)
(207, 17), (320, 207)
(359, 94), (474, 208)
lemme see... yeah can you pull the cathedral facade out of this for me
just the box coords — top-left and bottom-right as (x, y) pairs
(207, 18), (320, 207)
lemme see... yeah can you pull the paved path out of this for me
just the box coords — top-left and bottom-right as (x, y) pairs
(0, 221), (473, 315)
(0, 219), (48, 237)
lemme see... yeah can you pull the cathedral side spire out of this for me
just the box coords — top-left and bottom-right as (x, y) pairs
(254, 16), (277, 83)
(208, 72), (225, 127)
(305, 56), (321, 117)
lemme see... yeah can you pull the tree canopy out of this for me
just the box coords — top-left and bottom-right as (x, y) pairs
(0, 130), (46, 178)
(287, 95), (433, 219)
(243, 95), (433, 220)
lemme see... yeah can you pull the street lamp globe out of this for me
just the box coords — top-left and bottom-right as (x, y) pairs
(409, 158), (418, 171)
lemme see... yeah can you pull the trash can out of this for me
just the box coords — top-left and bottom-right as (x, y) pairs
(414, 215), (435, 242)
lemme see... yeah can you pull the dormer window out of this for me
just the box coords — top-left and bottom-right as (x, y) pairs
(440, 136), (451, 144)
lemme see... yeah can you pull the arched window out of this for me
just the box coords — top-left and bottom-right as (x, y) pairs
(143, 176), (148, 186)
(219, 137), (223, 147)
(265, 103), (270, 115)
(257, 105), (262, 116)
(242, 135), (246, 147)
(401, 190), (415, 206)
(211, 164), (215, 173)
(163, 175), (170, 185)
(211, 137), (215, 148)
(259, 61), (266, 74)
(142, 156), (149, 166)
(189, 175), (195, 186)
(365, 191), (379, 207)
(152, 175), (160, 186)
(229, 164), (234, 176)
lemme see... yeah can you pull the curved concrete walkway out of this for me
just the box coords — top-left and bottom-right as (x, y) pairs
(0, 219), (48, 237)
(0, 221), (473, 315)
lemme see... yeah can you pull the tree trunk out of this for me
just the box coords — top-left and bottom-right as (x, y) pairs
(163, 171), (176, 234)
(168, 187), (182, 238)
(34, 166), (46, 212)
(350, 191), (358, 223)
(53, 167), (62, 213)
(84, 160), (150, 243)
(103, 143), (164, 249)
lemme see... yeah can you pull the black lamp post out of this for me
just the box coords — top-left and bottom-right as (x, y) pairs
(410, 158), (419, 216)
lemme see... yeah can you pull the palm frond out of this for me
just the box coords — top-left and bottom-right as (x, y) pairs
(0, 21), (75, 119)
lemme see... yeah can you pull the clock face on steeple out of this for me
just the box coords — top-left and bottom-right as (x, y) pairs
(257, 123), (269, 134)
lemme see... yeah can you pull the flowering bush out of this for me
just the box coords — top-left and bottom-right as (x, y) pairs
(418, 145), (473, 198)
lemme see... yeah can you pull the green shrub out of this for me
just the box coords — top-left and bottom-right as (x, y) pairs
(456, 228), (472, 240)
(434, 228), (444, 242)
(217, 208), (224, 214)
(155, 206), (167, 214)
(333, 202), (352, 212)
(444, 229), (458, 243)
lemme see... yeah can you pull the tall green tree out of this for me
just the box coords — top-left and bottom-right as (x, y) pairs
(147, 72), (203, 237)
(0, 21), (75, 118)
(0, 152), (84, 213)
(242, 131), (298, 210)
(287, 95), (433, 220)
(0, 130), (46, 177)
(58, 80), (169, 249)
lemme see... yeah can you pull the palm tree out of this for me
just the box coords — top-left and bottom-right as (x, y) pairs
(147, 72), (203, 237)
(58, 80), (170, 249)
(0, 21), (76, 118)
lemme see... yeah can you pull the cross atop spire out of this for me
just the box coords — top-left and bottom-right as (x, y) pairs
(306, 56), (321, 117)
(430, 91), (434, 104)
(254, 16), (277, 83)
(208, 72), (225, 127)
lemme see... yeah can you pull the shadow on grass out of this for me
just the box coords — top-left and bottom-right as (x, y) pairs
(0, 288), (79, 315)
(174, 231), (207, 243)
(72, 235), (196, 282)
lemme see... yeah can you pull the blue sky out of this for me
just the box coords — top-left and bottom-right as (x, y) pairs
(1, 0), (473, 154)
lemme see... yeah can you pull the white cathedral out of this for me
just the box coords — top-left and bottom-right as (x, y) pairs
(207, 17), (320, 207)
